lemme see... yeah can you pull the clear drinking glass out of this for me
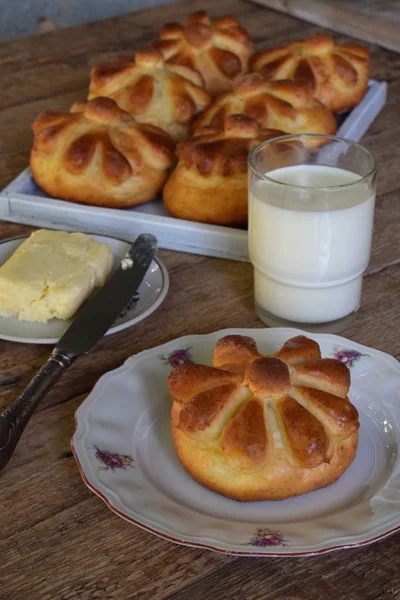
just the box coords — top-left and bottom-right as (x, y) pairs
(248, 134), (377, 332)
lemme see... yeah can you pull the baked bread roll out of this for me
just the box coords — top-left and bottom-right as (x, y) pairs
(194, 73), (336, 139)
(163, 114), (285, 226)
(154, 10), (254, 97)
(89, 48), (211, 141)
(251, 33), (370, 113)
(169, 334), (359, 501)
(30, 97), (175, 208)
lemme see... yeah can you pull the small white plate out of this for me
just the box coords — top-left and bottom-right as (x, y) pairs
(0, 234), (169, 344)
(72, 328), (400, 556)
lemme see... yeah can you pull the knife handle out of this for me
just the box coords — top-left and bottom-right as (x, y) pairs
(0, 353), (72, 473)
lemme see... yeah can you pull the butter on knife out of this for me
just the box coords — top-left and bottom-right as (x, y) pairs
(0, 230), (113, 323)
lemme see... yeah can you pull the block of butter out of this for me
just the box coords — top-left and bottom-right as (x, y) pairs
(0, 230), (114, 323)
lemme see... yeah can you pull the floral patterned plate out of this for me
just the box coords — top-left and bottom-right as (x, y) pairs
(0, 234), (169, 344)
(72, 328), (400, 556)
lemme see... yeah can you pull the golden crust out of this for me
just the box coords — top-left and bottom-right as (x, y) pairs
(179, 384), (252, 442)
(170, 334), (359, 501)
(194, 73), (336, 139)
(291, 386), (359, 437)
(168, 362), (241, 404)
(274, 335), (321, 365)
(291, 358), (350, 398)
(213, 334), (261, 373)
(250, 33), (370, 113)
(154, 10), (254, 97)
(275, 395), (331, 468)
(172, 413), (358, 501)
(244, 357), (291, 397)
(30, 97), (175, 208)
(89, 48), (210, 141)
(220, 397), (269, 472)
(163, 114), (285, 226)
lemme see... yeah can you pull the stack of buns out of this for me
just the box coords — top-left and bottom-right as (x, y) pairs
(30, 10), (370, 223)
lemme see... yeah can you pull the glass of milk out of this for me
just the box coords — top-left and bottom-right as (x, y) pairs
(248, 134), (376, 331)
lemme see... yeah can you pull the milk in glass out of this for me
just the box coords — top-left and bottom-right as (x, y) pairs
(249, 165), (375, 323)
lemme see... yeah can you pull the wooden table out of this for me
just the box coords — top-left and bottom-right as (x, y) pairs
(0, 1), (399, 598)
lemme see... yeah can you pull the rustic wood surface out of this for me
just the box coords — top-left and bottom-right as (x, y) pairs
(248, 0), (400, 52)
(0, 1), (399, 598)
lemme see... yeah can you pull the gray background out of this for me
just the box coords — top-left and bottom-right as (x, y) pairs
(0, 0), (177, 41)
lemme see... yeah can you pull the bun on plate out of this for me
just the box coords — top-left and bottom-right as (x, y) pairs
(169, 334), (359, 501)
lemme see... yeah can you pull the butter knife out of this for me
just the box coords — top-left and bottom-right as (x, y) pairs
(0, 233), (157, 472)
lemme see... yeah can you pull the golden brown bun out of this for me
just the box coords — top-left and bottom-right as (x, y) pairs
(194, 73), (336, 139)
(89, 48), (211, 141)
(169, 334), (359, 501)
(251, 33), (370, 113)
(30, 97), (175, 208)
(154, 11), (254, 97)
(163, 114), (285, 226)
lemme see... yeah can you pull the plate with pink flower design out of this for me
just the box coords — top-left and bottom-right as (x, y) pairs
(72, 328), (400, 556)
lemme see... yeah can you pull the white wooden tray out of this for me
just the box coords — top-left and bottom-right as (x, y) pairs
(0, 79), (387, 262)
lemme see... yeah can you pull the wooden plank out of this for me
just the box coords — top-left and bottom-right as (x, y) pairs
(0, 0), (255, 72)
(367, 188), (400, 276)
(163, 536), (400, 600)
(0, 400), (233, 600)
(247, 0), (400, 53)
(334, 0), (400, 23)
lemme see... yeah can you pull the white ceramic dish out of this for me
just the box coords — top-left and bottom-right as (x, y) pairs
(0, 234), (169, 344)
(72, 327), (400, 556)
(0, 80), (387, 261)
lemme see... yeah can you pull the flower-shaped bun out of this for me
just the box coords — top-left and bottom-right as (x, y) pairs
(251, 33), (370, 113)
(194, 72), (336, 139)
(154, 11), (254, 97)
(30, 97), (175, 208)
(89, 48), (211, 141)
(169, 334), (359, 501)
(163, 114), (285, 226)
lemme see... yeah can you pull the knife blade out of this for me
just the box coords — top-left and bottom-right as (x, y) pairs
(56, 233), (157, 357)
(0, 233), (157, 472)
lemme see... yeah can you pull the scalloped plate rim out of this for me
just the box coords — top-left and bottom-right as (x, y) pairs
(72, 327), (400, 556)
